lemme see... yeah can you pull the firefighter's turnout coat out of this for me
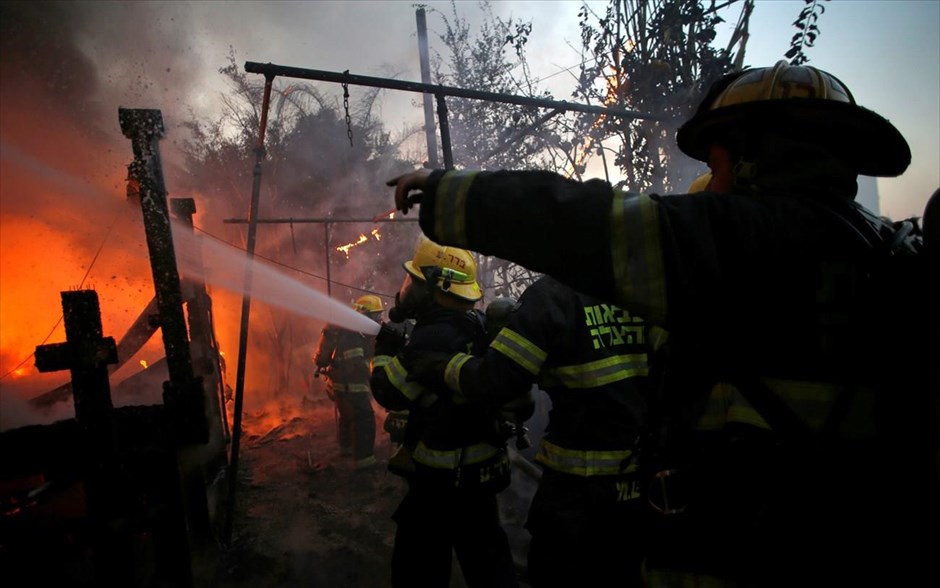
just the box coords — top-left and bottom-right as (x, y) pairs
(441, 274), (663, 586)
(314, 325), (376, 463)
(370, 306), (517, 588)
(410, 168), (937, 588)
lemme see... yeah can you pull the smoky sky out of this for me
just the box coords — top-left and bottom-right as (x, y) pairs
(1, 1), (210, 143)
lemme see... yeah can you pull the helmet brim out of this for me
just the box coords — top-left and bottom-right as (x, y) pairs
(676, 99), (911, 177)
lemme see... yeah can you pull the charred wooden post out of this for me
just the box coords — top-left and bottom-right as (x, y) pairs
(170, 197), (231, 463)
(35, 290), (118, 444)
(119, 107), (206, 445)
(33, 289), (129, 581)
(120, 108), (217, 587)
(30, 296), (161, 408)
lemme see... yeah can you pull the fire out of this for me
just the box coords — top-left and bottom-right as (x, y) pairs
(140, 360), (149, 369)
(0, 85), (167, 429)
(335, 228), (382, 258)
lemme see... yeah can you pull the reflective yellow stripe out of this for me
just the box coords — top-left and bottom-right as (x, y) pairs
(383, 356), (426, 401)
(610, 191), (667, 323)
(371, 355), (393, 369)
(341, 347), (365, 360)
(444, 352), (474, 395)
(413, 441), (503, 469)
(646, 569), (734, 588)
(648, 325), (670, 352)
(695, 379), (844, 432)
(535, 439), (637, 476)
(539, 353), (648, 389)
(434, 170), (479, 247)
(333, 383), (371, 394)
(491, 328), (546, 375)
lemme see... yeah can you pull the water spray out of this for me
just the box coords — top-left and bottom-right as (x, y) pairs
(171, 223), (379, 335)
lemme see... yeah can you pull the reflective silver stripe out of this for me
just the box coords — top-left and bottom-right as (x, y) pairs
(371, 355), (393, 369)
(383, 356), (426, 401)
(434, 170), (479, 246)
(539, 353), (648, 389)
(535, 439), (637, 476)
(610, 191), (667, 323)
(333, 383), (370, 394)
(491, 328), (546, 375)
(444, 352), (474, 395)
(341, 348), (365, 360)
(413, 441), (503, 469)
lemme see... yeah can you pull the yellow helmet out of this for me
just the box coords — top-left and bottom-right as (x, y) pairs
(676, 61), (910, 177)
(403, 238), (482, 302)
(687, 172), (712, 193)
(353, 294), (383, 314)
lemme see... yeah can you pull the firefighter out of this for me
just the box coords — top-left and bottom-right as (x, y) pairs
(314, 294), (383, 469)
(387, 61), (938, 587)
(403, 274), (666, 587)
(370, 237), (518, 588)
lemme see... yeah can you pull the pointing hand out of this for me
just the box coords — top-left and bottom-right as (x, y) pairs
(386, 168), (432, 215)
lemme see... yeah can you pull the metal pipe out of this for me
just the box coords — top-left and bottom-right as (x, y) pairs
(243, 62), (666, 122)
(325, 222), (332, 297)
(224, 73), (275, 545)
(222, 217), (419, 224)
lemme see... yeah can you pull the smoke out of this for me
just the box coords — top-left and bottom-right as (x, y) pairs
(0, 1), (422, 431)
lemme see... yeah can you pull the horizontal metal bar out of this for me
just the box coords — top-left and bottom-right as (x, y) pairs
(223, 217), (419, 224)
(244, 62), (667, 122)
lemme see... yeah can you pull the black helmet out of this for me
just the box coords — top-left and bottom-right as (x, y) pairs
(676, 61), (910, 177)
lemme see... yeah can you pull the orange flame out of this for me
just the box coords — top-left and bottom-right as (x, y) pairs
(140, 360), (149, 369)
(335, 228), (382, 258)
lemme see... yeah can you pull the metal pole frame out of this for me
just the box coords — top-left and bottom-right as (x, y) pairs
(243, 61), (667, 173)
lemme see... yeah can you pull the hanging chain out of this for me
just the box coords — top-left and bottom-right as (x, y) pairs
(342, 71), (353, 148)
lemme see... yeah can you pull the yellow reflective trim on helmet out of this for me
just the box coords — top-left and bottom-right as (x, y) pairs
(412, 441), (503, 469)
(444, 352), (474, 396)
(434, 170), (479, 247)
(490, 328), (546, 375)
(535, 439), (637, 477)
(383, 356), (426, 401)
(610, 191), (667, 324)
(539, 353), (648, 389)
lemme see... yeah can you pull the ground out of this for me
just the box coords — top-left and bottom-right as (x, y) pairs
(212, 394), (542, 588)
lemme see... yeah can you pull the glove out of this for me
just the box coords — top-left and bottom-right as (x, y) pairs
(383, 410), (409, 444)
(400, 349), (455, 392)
(374, 322), (406, 357)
